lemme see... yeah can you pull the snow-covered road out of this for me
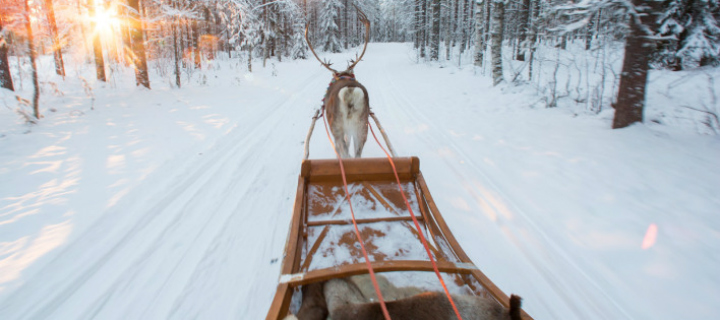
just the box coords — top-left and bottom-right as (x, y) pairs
(1, 43), (719, 319)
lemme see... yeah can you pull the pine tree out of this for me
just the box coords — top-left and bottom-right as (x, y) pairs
(320, 0), (343, 53)
(613, 0), (663, 128)
(658, 0), (720, 68)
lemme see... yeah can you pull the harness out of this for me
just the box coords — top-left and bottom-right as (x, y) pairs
(322, 74), (357, 104)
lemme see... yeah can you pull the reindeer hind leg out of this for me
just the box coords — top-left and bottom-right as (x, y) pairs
(332, 130), (350, 158)
(353, 122), (368, 158)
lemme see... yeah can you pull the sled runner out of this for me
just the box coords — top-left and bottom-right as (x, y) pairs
(266, 157), (533, 320)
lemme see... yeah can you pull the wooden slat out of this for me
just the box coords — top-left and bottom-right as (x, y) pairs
(306, 215), (424, 226)
(279, 260), (479, 286)
(361, 181), (401, 213)
(416, 173), (534, 320)
(303, 157), (418, 182)
(300, 226), (331, 271)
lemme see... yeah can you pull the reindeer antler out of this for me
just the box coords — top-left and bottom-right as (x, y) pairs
(346, 5), (370, 72)
(305, 5), (370, 75)
(305, 22), (339, 74)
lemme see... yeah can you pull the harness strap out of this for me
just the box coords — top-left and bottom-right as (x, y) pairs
(368, 123), (464, 320)
(321, 109), (392, 320)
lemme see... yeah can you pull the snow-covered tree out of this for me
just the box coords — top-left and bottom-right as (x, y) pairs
(320, 0), (343, 53)
(658, 0), (720, 68)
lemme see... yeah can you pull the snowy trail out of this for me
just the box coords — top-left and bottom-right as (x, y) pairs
(1, 67), (326, 319)
(364, 53), (628, 319)
(2, 43), (719, 320)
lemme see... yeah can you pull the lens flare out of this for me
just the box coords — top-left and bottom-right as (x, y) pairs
(641, 223), (658, 250)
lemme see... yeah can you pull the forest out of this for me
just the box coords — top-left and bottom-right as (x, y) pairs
(0, 0), (719, 131)
(1, 1), (720, 319)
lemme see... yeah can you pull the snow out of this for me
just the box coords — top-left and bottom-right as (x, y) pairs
(1, 43), (719, 319)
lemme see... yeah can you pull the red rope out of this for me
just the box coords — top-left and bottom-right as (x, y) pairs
(321, 110), (392, 320)
(368, 123), (464, 320)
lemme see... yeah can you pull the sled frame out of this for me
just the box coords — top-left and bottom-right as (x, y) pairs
(266, 157), (532, 320)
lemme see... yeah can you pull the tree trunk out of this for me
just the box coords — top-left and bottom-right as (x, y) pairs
(528, 0), (540, 79)
(24, 0), (40, 118)
(76, 0), (90, 61)
(0, 16), (14, 91)
(484, 0), (492, 49)
(612, 0), (662, 129)
(192, 18), (201, 69)
(415, 0), (421, 49)
(516, 0), (531, 61)
(128, 0), (150, 88)
(120, 5), (132, 66)
(585, 11), (595, 50)
(421, 0), (427, 58)
(491, 0), (505, 85)
(173, 19), (181, 88)
(88, 0), (106, 82)
(430, 0), (440, 60)
(343, 0), (349, 49)
(459, 0), (469, 55)
(473, 1), (484, 67)
(44, 0), (65, 76)
(247, 46), (252, 72)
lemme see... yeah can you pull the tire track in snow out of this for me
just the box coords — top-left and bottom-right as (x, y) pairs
(1, 70), (324, 320)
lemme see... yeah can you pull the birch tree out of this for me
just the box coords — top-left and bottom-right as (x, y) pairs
(491, 0), (505, 85)
(430, 0), (441, 60)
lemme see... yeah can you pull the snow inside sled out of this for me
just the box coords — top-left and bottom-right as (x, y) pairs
(266, 157), (533, 319)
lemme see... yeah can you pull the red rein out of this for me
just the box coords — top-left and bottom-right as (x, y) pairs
(320, 109), (463, 320)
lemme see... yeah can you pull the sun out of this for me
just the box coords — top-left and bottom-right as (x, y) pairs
(91, 5), (120, 39)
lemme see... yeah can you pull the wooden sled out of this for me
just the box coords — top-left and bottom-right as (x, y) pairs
(266, 157), (533, 319)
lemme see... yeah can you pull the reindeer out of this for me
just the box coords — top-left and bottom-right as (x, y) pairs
(306, 6), (371, 158)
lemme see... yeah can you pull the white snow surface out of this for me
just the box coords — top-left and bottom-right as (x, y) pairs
(1, 43), (719, 320)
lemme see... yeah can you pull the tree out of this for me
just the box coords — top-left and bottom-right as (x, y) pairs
(516, 0), (531, 60)
(527, 0), (540, 79)
(0, 14), (14, 91)
(491, 0), (505, 85)
(474, 0), (485, 66)
(290, 0), (308, 59)
(613, 0), (663, 128)
(24, 0), (40, 118)
(43, 0), (65, 77)
(430, 0), (440, 60)
(88, 0), (106, 82)
(658, 0), (720, 69)
(128, 0), (150, 88)
(320, 0), (342, 52)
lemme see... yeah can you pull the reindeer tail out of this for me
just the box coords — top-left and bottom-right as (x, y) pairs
(509, 294), (523, 320)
